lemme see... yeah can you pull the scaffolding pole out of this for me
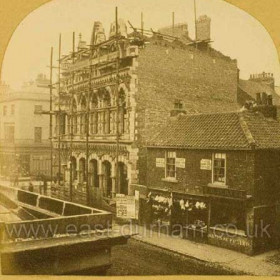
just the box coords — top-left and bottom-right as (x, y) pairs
(194, 0), (198, 48)
(141, 12), (144, 36)
(172, 12), (175, 36)
(49, 47), (53, 184)
(86, 63), (91, 205)
(69, 32), (75, 201)
(115, 6), (120, 197)
(58, 34), (62, 186)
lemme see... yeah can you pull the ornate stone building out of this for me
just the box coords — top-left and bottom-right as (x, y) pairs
(53, 16), (239, 208)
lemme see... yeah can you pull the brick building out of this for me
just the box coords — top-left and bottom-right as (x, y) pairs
(53, 16), (239, 208)
(0, 74), (51, 180)
(133, 99), (280, 254)
(238, 72), (280, 107)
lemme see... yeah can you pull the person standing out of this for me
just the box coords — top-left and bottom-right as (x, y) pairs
(28, 181), (34, 192)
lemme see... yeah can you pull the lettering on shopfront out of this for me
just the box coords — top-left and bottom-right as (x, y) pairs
(206, 186), (246, 199)
(208, 231), (251, 248)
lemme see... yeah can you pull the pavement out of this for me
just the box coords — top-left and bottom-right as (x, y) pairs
(113, 222), (280, 276)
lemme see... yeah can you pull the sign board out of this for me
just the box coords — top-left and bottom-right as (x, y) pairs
(205, 186), (247, 199)
(200, 159), (212, 170)
(116, 195), (136, 219)
(175, 158), (185, 168)
(156, 158), (165, 168)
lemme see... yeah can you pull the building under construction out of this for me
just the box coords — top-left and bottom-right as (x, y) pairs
(51, 10), (240, 208)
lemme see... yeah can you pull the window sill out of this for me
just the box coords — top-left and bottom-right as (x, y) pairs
(161, 178), (178, 183)
(207, 183), (228, 188)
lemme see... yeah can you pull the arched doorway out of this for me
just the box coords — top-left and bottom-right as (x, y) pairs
(79, 158), (86, 183)
(89, 159), (99, 188)
(118, 162), (128, 195)
(70, 156), (77, 181)
(102, 161), (112, 198)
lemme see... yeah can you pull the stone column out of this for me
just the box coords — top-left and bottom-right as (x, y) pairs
(111, 176), (116, 198)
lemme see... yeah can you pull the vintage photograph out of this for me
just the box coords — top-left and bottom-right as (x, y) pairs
(0, 0), (280, 276)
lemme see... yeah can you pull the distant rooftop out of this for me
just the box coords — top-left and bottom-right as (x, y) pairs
(148, 110), (280, 150)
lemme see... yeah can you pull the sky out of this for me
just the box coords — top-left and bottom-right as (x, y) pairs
(1, 0), (280, 89)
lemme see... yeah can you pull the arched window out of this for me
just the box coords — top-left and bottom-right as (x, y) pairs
(60, 113), (66, 135)
(119, 89), (128, 134)
(102, 161), (112, 198)
(79, 158), (86, 183)
(90, 94), (98, 134)
(103, 91), (111, 134)
(118, 162), (128, 195)
(80, 96), (87, 136)
(71, 157), (77, 181)
(55, 114), (59, 136)
(67, 114), (71, 135)
(89, 159), (99, 188)
(73, 99), (78, 134)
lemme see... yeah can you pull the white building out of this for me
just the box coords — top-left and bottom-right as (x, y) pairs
(0, 74), (52, 179)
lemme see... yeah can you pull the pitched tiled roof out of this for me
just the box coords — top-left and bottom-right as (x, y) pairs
(148, 111), (280, 150)
(238, 79), (280, 105)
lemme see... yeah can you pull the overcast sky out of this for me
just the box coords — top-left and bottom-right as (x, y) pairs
(1, 0), (280, 89)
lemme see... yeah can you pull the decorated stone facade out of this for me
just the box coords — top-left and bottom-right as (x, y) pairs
(53, 17), (239, 207)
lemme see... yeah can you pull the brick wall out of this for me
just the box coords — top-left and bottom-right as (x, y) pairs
(134, 42), (239, 184)
(254, 150), (280, 205)
(135, 42), (239, 144)
(146, 148), (255, 195)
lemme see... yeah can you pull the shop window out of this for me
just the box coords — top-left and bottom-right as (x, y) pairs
(210, 200), (246, 233)
(212, 153), (226, 185)
(166, 151), (176, 178)
(147, 191), (172, 229)
(172, 195), (208, 238)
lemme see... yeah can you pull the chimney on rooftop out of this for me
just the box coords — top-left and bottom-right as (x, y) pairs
(170, 99), (186, 117)
(251, 92), (277, 119)
(249, 72), (275, 90)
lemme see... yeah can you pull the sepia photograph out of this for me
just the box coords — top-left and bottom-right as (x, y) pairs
(0, 0), (280, 276)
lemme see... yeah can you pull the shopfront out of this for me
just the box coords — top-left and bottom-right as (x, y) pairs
(171, 192), (208, 241)
(145, 188), (172, 234)
(140, 187), (209, 239)
(205, 186), (254, 254)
